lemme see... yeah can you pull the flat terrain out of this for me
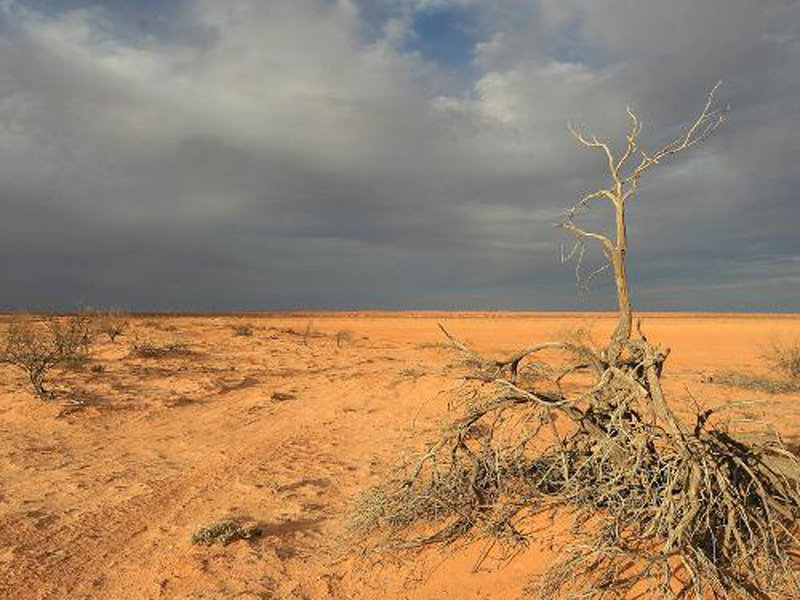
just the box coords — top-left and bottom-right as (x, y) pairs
(1, 312), (799, 600)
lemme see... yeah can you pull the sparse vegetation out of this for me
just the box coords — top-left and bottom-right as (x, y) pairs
(233, 324), (254, 337)
(761, 337), (800, 384)
(398, 366), (426, 379)
(703, 370), (797, 394)
(702, 337), (800, 395)
(130, 340), (192, 359)
(0, 314), (94, 398)
(302, 320), (317, 346)
(350, 84), (800, 599)
(96, 310), (128, 342)
(334, 329), (353, 348)
(191, 519), (261, 546)
(416, 341), (452, 350)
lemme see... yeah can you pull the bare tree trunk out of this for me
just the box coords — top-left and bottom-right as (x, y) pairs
(608, 199), (632, 361)
(563, 81), (724, 361)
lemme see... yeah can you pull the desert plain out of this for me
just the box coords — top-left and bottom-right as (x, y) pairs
(0, 311), (799, 600)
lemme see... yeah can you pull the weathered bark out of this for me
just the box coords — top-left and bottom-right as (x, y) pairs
(607, 198), (632, 362)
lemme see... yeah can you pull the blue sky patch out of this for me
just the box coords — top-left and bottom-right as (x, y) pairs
(407, 5), (479, 67)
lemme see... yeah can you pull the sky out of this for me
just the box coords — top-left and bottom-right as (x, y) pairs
(0, 0), (797, 311)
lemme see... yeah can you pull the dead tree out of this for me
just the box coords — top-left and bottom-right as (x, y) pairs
(562, 80), (725, 363)
(349, 83), (800, 600)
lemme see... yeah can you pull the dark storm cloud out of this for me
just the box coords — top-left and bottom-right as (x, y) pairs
(0, 0), (797, 310)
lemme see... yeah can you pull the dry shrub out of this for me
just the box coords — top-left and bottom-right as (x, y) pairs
(302, 320), (323, 345)
(191, 519), (261, 546)
(761, 338), (800, 384)
(417, 341), (452, 350)
(703, 338), (800, 395)
(96, 310), (128, 342)
(130, 340), (192, 359)
(705, 370), (797, 394)
(233, 324), (254, 337)
(335, 329), (353, 348)
(0, 314), (94, 398)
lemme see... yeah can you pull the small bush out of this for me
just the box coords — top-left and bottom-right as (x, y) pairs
(416, 341), (452, 350)
(399, 367), (426, 378)
(703, 370), (796, 394)
(302, 321), (317, 346)
(233, 324), (254, 337)
(130, 340), (191, 359)
(334, 329), (353, 348)
(761, 337), (800, 383)
(0, 314), (94, 399)
(96, 310), (128, 342)
(191, 520), (261, 546)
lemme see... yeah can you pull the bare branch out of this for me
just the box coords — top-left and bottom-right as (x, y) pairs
(625, 80), (726, 182)
(568, 121), (618, 183)
(558, 219), (614, 253)
(616, 106), (643, 176)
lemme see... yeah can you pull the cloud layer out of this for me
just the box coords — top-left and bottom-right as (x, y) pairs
(0, 0), (797, 310)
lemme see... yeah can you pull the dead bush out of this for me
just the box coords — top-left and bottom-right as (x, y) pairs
(96, 310), (128, 342)
(302, 320), (321, 345)
(416, 341), (452, 350)
(703, 370), (797, 394)
(0, 314), (94, 398)
(130, 340), (192, 359)
(761, 337), (800, 384)
(233, 324), (254, 337)
(335, 329), (353, 348)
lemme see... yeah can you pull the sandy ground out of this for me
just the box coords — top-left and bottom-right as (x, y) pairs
(1, 312), (799, 600)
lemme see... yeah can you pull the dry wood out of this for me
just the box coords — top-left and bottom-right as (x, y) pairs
(348, 84), (799, 599)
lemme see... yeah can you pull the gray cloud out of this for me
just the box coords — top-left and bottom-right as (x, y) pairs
(0, 0), (797, 311)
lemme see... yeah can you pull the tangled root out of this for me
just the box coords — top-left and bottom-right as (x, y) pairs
(348, 324), (800, 599)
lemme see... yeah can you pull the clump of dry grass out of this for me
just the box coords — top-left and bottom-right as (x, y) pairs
(334, 329), (353, 348)
(0, 314), (94, 398)
(398, 366), (427, 379)
(302, 320), (326, 345)
(233, 324), (254, 337)
(704, 370), (797, 394)
(191, 519), (261, 546)
(761, 338), (800, 384)
(417, 341), (452, 350)
(702, 337), (800, 395)
(130, 340), (192, 359)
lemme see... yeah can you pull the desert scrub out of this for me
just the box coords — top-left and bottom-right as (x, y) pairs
(301, 320), (325, 345)
(233, 324), (254, 337)
(702, 370), (797, 394)
(334, 329), (353, 348)
(191, 520), (260, 546)
(761, 337), (800, 384)
(0, 314), (94, 398)
(708, 338), (800, 394)
(96, 310), (128, 342)
(130, 340), (192, 359)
